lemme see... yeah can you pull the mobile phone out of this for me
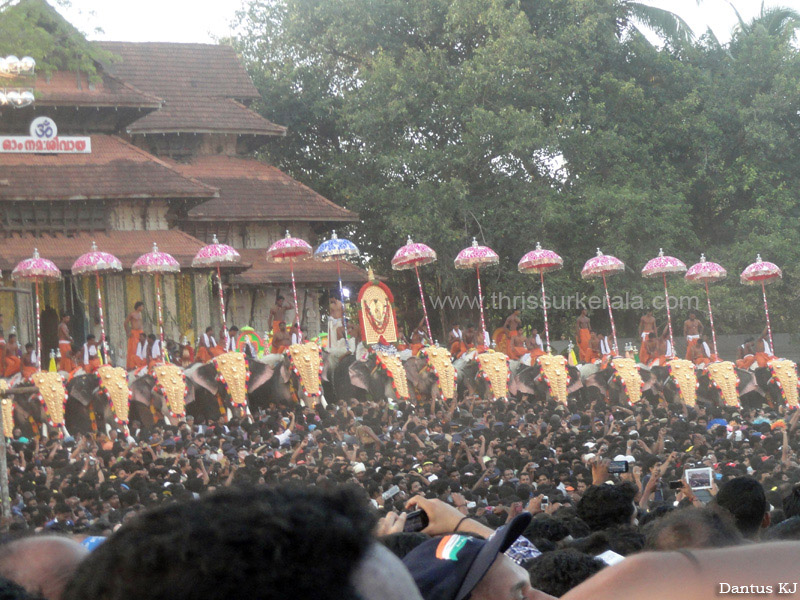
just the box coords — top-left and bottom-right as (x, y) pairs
(540, 496), (550, 509)
(382, 485), (400, 501)
(669, 480), (684, 490)
(608, 460), (629, 474)
(403, 509), (430, 533)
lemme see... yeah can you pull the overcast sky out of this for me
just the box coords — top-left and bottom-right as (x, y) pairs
(56, 0), (800, 44)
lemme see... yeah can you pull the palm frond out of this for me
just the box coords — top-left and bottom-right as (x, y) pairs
(627, 2), (696, 45)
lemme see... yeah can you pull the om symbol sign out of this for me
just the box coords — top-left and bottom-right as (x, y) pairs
(29, 117), (57, 140)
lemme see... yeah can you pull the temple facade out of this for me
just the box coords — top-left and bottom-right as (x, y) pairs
(0, 3), (364, 364)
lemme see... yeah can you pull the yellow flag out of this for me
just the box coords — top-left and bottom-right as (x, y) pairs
(48, 353), (57, 372)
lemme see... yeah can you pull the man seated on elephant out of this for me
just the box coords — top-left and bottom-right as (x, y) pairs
(81, 335), (101, 374)
(449, 322), (467, 358)
(196, 327), (224, 363)
(21, 343), (37, 379)
(754, 327), (774, 368)
(271, 322), (291, 354)
(736, 337), (756, 369)
(507, 333), (528, 361)
(683, 312), (704, 360)
(147, 334), (163, 366)
(2, 333), (21, 377)
(689, 335), (712, 367)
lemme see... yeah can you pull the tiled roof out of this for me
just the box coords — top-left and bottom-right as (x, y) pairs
(231, 249), (368, 286)
(33, 70), (162, 108)
(0, 135), (217, 201)
(171, 155), (357, 222)
(96, 42), (285, 136)
(0, 230), (207, 271)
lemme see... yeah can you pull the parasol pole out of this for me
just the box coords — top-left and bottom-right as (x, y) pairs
(217, 266), (228, 350)
(155, 273), (165, 360)
(95, 273), (107, 365)
(705, 281), (719, 360)
(337, 258), (349, 343)
(34, 279), (40, 371)
(540, 270), (551, 352)
(762, 280), (775, 354)
(414, 264), (433, 342)
(662, 273), (675, 351)
(476, 265), (486, 347)
(602, 273), (618, 355)
(289, 256), (302, 342)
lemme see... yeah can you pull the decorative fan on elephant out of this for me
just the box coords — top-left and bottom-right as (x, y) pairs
(30, 371), (67, 433)
(666, 359), (698, 408)
(152, 363), (187, 418)
(375, 352), (410, 400)
(420, 347), (457, 400)
(609, 358), (643, 406)
(476, 351), (510, 400)
(0, 380), (12, 439)
(238, 328), (266, 356)
(768, 359), (799, 409)
(97, 365), (131, 428)
(212, 352), (250, 408)
(704, 361), (740, 408)
(287, 342), (323, 398)
(535, 354), (569, 405)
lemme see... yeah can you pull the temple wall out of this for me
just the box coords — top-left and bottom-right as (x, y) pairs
(108, 201), (170, 231)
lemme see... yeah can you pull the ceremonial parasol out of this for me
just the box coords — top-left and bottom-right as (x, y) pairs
(72, 242), (122, 365)
(454, 238), (498, 347)
(685, 254), (727, 359)
(581, 249), (625, 355)
(741, 255), (782, 354)
(192, 235), (241, 350)
(518, 242), (563, 352)
(642, 249), (687, 352)
(11, 249), (61, 372)
(266, 231), (313, 341)
(132, 243), (180, 360)
(391, 236), (437, 342)
(315, 230), (360, 343)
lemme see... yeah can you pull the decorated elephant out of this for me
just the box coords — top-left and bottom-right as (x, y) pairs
(692, 362), (762, 409)
(127, 363), (189, 428)
(582, 358), (660, 407)
(510, 360), (584, 406)
(65, 367), (142, 435)
(2, 371), (70, 438)
(455, 351), (515, 401)
(752, 361), (800, 410)
(336, 352), (413, 404)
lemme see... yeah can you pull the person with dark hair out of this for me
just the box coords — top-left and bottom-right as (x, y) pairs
(781, 484), (800, 519)
(124, 301), (145, 370)
(644, 507), (742, 550)
(576, 483), (637, 532)
(63, 485), (421, 600)
(714, 476), (769, 540)
(527, 550), (605, 597)
(0, 537), (88, 600)
(0, 576), (46, 600)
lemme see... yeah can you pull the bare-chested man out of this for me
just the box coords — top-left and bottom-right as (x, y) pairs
(124, 302), (145, 370)
(504, 309), (522, 333)
(269, 296), (294, 334)
(58, 315), (75, 372)
(448, 322), (466, 358)
(684, 312), (704, 360)
(328, 296), (345, 351)
(575, 309), (592, 363)
(638, 310), (657, 364)
(2, 333), (20, 377)
(736, 337), (756, 369)
(271, 322), (291, 354)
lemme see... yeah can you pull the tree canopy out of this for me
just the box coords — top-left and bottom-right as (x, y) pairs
(236, 0), (799, 340)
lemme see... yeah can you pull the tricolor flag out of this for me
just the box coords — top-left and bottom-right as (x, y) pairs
(435, 535), (469, 561)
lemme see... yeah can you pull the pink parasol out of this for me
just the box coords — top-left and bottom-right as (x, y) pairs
(519, 242), (563, 352)
(11, 249), (61, 372)
(132, 243), (180, 361)
(266, 231), (313, 342)
(741, 255), (782, 355)
(392, 237), (437, 342)
(581, 249), (625, 355)
(685, 254), (727, 359)
(193, 235), (241, 350)
(454, 238), (498, 347)
(72, 242), (122, 365)
(642, 249), (687, 353)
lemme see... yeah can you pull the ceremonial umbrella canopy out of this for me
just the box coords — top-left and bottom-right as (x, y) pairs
(315, 231), (360, 343)
(193, 235), (241, 350)
(12, 249), (61, 372)
(685, 254), (727, 360)
(454, 238), (499, 347)
(266, 231), (313, 341)
(518, 242), (563, 352)
(72, 242), (122, 365)
(391, 237), (437, 343)
(642, 249), (687, 352)
(741, 255), (782, 354)
(132, 243), (180, 360)
(581, 249), (625, 355)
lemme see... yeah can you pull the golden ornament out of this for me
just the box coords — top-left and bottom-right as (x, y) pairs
(610, 358), (643, 405)
(535, 353), (568, 404)
(476, 351), (510, 400)
(97, 365), (131, 423)
(706, 361), (739, 407)
(769, 359), (799, 409)
(287, 343), (322, 398)
(422, 347), (456, 400)
(375, 352), (410, 400)
(666, 359), (698, 407)
(30, 372), (67, 426)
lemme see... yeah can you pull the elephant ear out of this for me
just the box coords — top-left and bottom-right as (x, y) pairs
(639, 368), (658, 392)
(566, 366), (584, 394)
(513, 365), (540, 396)
(403, 357), (424, 392)
(129, 375), (155, 406)
(349, 360), (372, 392)
(68, 374), (98, 407)
(248, 360), (276, 393)
(281, 356), (292, 384)
(185, 362), (220, 396)
(737, 369), (764, 397)
(583, 370), (609, 395)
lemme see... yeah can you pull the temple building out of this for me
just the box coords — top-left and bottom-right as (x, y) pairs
(0, 1), (364, 363)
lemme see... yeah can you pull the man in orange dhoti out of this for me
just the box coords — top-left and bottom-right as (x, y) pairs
(124, 302), (145, 370)
(196, 327), (224, 363)
(684, 312), (704, 361)
(507, 333), (527, 361)
(269, 296), (293, 338)
(271, 322), (291, 355)
(754, 328), (774, 368)
(2, 334), (21, 377)
(575, 309), (594, 363)
(448, 323), (467, 358)
(130, 333), (148, 370)
(524, 332), (545, 362)
(691, 335), (713, 366)
(736, 338), (756, 370)
(21, 343), (38, 379)
(82, 335), (102, 374)
(57, 315), (76, 372)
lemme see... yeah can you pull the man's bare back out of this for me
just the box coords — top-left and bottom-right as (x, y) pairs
(125, 310), (143, 333)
